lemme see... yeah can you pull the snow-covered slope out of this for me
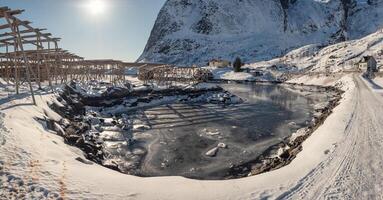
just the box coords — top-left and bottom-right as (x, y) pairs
(247, 28), (383, 73)
(139, 0), (383, 66)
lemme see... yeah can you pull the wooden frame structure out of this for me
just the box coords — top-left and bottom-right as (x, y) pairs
(0, 7), (84, 104)
(138, 65), (212, 85)
(0, 7), (165, 105)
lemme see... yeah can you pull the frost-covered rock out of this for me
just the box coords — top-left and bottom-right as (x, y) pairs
(217, 143), (227, 148)
(85, 115), (102, 125)
(101, 118), (117, 126)
(207, 92), (242, 104)
(205, 147), (219, 157)
(290, 128), (308, 143)
(206, 130), (220, 136)
(43, 108), (62, 123)
(133, 124), (151, 131)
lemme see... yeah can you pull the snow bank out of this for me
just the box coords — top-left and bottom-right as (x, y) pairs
(205, 66), (255, 81)
(219, 71), (255, 81)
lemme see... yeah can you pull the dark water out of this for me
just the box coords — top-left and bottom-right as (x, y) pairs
(102, 83), (331, 179)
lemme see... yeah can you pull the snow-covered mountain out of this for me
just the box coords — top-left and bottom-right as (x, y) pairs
(138, 0), (383, 66)
(246, 28), (383, 73)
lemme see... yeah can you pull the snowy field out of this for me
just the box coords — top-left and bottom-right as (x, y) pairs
(2, 28), (383, 199)
(3, 72), (380, 199)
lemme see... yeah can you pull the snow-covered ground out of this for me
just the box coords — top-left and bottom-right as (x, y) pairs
(2, 28), (383, 198)
(4, 72), (381, 199)
(206, 66), (255, 81)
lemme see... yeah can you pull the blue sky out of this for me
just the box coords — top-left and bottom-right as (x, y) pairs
(2, 0), (166, 61)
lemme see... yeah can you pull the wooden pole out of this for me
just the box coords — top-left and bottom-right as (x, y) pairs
(54, 41), (58, 84)
(5, 44), (9, 84)
(15, 26), (36, 104)
(11, 26), (19, 94)
(35, 32), (42, 89)
(4, 15), (36, 104)
(46, 41), (52, 87)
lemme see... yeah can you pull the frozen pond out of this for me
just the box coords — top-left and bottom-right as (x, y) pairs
(98, 83), (334, 179)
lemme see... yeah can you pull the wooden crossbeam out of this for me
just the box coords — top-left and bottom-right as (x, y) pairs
(1, 9), (56, 43)
(0, 49), (83, 61)
(0, 38), (60, 47)
(0, 21), (31, 30)
(0, 33), (52, 42)
(2, 9), (24, 17)
(0, 29), (47, 37)
(0, 7), (24, 17)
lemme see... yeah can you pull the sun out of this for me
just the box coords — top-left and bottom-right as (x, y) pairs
(85, 0), (108, 15)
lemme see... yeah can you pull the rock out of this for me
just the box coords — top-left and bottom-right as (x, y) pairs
(288, 122), (297, 126)
(133, 124), (151, 131)
(61, 118), (71, 127)
(43, 108), (62, 123)
(205, 147), (219, 157)
(65, 134), (81, 144)
(93, 124), (103, 132)
(101, 118), (117, 126)
(86, 116), (101, 125)
(45, 118), (55, 131)
(102, 86), (131, 98)
(217, 143), (227, 148)
(324, 149), (330, 155)
(279, 150), (290, 160)
(75, 157), (94, 165)
(206, 131), (220, 136)
(54, 122), (66, 136)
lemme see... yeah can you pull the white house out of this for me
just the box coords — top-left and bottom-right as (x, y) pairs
(358, 56), (377, 72)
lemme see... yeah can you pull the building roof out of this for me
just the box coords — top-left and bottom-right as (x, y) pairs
(359, 56), (375, 63)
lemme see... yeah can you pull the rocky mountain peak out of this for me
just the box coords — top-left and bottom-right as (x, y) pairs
(139, 0), (383, 65)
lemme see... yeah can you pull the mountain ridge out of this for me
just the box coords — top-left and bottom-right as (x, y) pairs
(138, 0), (383, 65)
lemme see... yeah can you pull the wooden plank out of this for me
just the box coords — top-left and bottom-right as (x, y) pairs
(0, 38), (60, 47)
(0, 21), (30, 30)
(0, 28), (47, 37)
(0, 9), (24, 17)
(0, 33), (52, 42)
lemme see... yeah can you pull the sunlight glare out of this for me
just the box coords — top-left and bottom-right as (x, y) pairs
(85, 0), (108, 15)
